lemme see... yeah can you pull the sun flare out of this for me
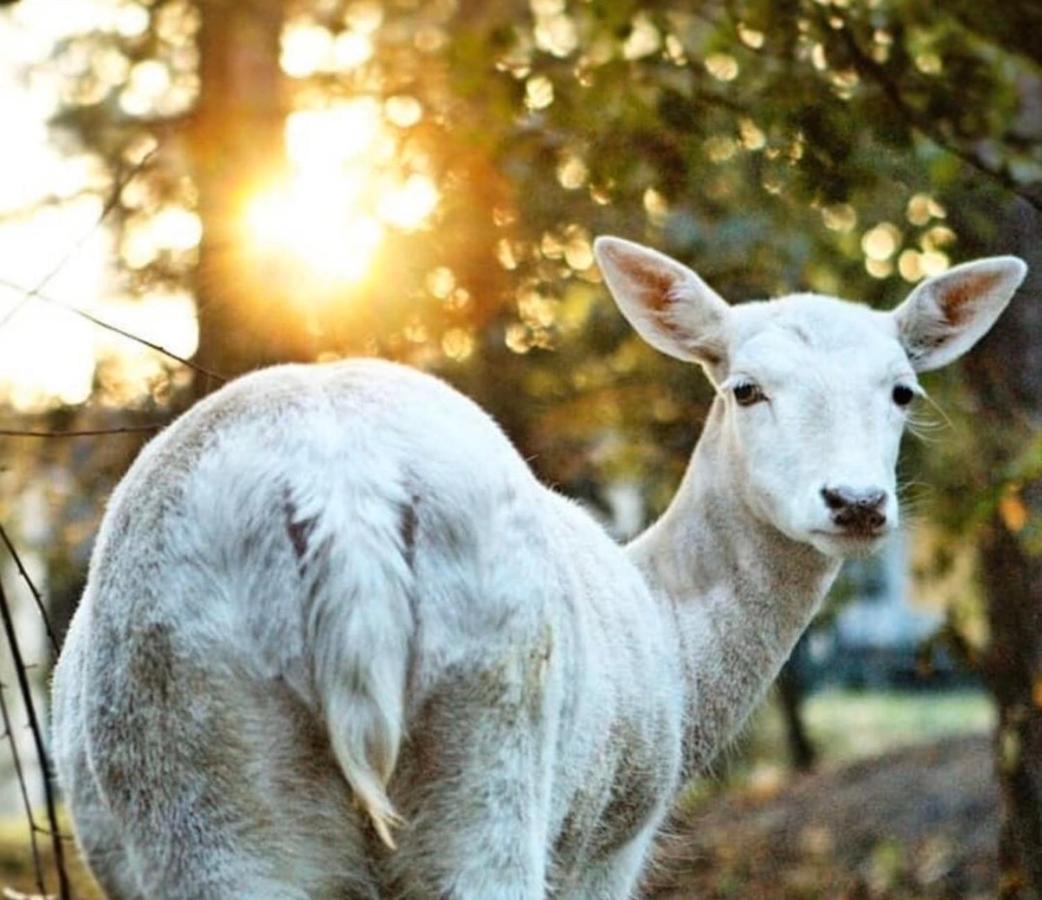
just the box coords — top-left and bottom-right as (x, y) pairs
(243, 100), (439, 288)
(246, 180), (386, 286)
(0, 8), (445, 412)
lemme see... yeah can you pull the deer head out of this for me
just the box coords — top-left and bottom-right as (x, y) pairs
(595, 237), (1026, 558)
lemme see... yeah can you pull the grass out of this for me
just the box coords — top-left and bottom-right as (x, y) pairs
(688, 686), (995, 805)
(802, 687), (994, 763)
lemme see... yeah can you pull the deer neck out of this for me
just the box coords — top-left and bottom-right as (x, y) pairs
(626, 400), (841, 775)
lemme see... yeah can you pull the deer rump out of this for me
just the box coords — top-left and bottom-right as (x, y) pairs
(51, 358), (682, 899)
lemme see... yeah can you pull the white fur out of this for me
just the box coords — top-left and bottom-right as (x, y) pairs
(51, 238), (1025, 899)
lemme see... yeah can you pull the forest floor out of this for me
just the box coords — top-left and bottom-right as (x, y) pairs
(648, 734), (996, 899)
(0, 735), (995, 899)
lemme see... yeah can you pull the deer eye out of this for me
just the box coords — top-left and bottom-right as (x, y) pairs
(892, 385), (915, 407)
(733, 382), (766, 407)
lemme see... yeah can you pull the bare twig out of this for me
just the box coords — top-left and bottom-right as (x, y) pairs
(0, 137), (227, 386)
(839, 27), (1042, 214)
(0, 524), (58, 656)
(0, 150), (157, 330)
(0, 576), (70, 899)
(0, 425), (163, 438)
(28, 825), (74, 841)
(0, 189), (97, 224)
(0, 274), (226, 385)
(0, 682), (47, 897)
(2, 888), (57, 900)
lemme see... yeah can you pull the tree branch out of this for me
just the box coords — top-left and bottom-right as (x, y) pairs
(0, 274), (226, 385)
(0, 576), (70, 899)
(0, 524), (58, 656)
(0, 425), (163, 438)
(0, 148), (157, 330)
(0, 682), (47, 898)
(839, 27), (1042, 214)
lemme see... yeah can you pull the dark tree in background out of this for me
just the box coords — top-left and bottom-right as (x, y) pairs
(189, 0), (293, 376)
(962, 199), (1042, 897)
(9, 0), (1042, 894)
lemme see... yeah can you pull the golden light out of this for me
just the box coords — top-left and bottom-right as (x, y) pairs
(920, 250), (950, 277)
(705, 53), (740, 81)
(665, 34), (687, 65)
(563, 228), (593, 270)
(441, 327), (474, 361)
(862, 222), (901, 261)
(384, 95), (423, 128)
(0, 1), (207, 412)
(622, 13), (661, 60)
(525, 75), (554, 110)
(496, 238), (518, 270)
(0, 196), (199, 412)
(427, 267), (455, 298)
(704, 134), (737, 163)
(151, 206), (203, 251)
(738, 23), (765, 49)
(0, 3), (450, 411)
(280, 22), (335, 78)
(286, 101), (384, 167)
(280, 17), (375, 78)
(0, 193), (104, 411)
(244, 99), (439, 288)
(643, 188), (669, 227)
(898, 249), (923, 282)
(115, 3), (150, 39)
(377, 174), (438, 229)
(93, 290), (199, 404)
(906, 192), (946, 226)
(821, 203), (857, 233)
(811, 43), (827, 71)
(245, 179), (385, 285)
(0, 301), (96, 410)
(122, 205), (202, 269)
(865, 257), (894, 279)
(119, 59), (171, 116)
(534, 12), (578, 58)
(557, 152), (588, 190)
(346, 1), (384, 34)
(915, 52), (943, 75)
(334, 31), (373, 69)
(739, 118), (767, 151)
(921, 225), (957, 252)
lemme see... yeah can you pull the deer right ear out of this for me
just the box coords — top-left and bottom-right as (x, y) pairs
(594, 236), (730, 366)
(892, 256), (1027, 372)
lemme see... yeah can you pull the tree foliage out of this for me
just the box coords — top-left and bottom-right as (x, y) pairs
(4, 0), (1042, 893)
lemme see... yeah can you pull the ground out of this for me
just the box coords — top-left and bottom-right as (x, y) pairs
(0, 690), (997, 898)
(648, 735), (996, 899)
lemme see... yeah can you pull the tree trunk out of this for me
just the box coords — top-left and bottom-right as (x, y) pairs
(978, 519), (1042, 897)
(963, 198), (1042, 899)
(777, 643), (817, 773)
(187, 0), (307, 388)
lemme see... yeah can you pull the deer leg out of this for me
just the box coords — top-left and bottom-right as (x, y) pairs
(64, 754), (145, 900)
(557, 828), (658, 900)
(382, 655), (555, 899)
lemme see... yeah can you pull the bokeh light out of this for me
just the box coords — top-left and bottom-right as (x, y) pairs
(242, 96), (440, 289)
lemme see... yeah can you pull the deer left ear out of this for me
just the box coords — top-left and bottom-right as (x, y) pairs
(593, 236), (730, 367)
(892, 256), (1028, 372)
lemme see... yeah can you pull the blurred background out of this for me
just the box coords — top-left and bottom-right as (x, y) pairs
(0, 0), (1040, 896)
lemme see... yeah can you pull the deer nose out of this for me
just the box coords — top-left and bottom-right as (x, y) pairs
(821, 485), (888, 531)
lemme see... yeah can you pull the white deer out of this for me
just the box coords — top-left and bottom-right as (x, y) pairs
(51, 237), (1025, 899)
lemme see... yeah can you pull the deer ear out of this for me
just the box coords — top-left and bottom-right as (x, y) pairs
(892, 256), (1027, 372)
(594, 236), (730, 366)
